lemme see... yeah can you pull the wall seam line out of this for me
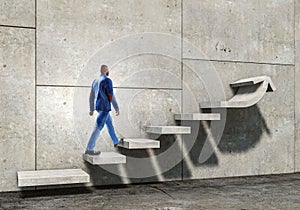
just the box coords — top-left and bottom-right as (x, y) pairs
(0, 24), (35, 30)
(35, 84), (182, 90)
(294, 0), (296, 173)
(34, 0), (37, 174)
(183, 57), (295, 67)
(180, 0), (184, 181)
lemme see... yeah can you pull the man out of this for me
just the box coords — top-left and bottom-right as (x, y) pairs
(85, 65), (122, 155)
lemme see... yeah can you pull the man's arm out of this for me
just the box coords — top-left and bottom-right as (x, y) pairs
(89, 81), (96, 116)
(112, 95), (120, 116)
(89, 91), (95, 116)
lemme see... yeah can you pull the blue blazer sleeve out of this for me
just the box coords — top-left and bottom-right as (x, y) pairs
(89, 80), (96, 112)
(112, 95), (119, 111)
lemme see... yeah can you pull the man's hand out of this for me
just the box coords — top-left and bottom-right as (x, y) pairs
(89, 111), (94, 116)
(116, 110), (120, 116)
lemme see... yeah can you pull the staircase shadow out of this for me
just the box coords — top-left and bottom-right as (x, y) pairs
(84, 162), (124, 186)
(183, 105), (271, 169)
(218, 105), (271, 153)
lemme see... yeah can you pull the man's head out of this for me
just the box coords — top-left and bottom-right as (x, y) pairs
(100, 65), (109, 76)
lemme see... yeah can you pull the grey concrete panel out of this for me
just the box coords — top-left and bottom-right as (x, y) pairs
(36, 87), (86, 170)
(0, 0), (35, 27)
(108, 55), (181, 89)
(183, 0), (294, 64)
(18, 169), (89, 187)
(182, 59), (294, 179)
(0, 27), (35, 192)
(37, 0), (181, 86)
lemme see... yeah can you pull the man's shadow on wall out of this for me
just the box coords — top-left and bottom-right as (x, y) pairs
(184, 105), (271, 169)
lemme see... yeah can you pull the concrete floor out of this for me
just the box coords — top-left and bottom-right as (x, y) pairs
(1, 173), (300, 210)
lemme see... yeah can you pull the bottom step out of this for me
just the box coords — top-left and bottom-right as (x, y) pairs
(17, 169), (90, 187)
(83, 152), (126, 165)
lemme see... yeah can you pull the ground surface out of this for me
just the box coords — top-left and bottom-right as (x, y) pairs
(1, 173), (300, 209)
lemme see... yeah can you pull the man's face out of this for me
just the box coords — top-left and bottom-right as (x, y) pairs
(102, 66), (109, 76)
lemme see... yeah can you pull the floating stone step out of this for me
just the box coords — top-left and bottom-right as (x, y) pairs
(174, 113), (221, 121)
(17, 169), (89, 187)
(83, 152), (126, 165)
(146, 126), (191, 134)
(118, 138), (160, 149)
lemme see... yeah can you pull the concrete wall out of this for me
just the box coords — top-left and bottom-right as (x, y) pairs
(0, 0), (299, 192)
(182, 0), (295, 180)
(0, 0), (35, 27)
(0, 1), (35, 191)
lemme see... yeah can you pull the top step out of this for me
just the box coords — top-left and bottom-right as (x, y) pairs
(230, 76), (276, 91)
(146, 126), (191, 134)
(174, 113), (220, 121)
(201, 76), (276, 109)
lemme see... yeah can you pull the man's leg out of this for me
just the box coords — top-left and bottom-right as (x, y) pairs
(105, 113), (119, 145)
(86, 111), (109, 151)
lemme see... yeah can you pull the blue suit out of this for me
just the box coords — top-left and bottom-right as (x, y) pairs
(86, 75), (119, 151)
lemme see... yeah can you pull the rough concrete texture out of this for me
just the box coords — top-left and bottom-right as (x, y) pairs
(183, 0), (294, 64)
(0, 27), (35, 192)
(36, 0), (181, 86)
(0, 0), (35, 27)
(182, 59), (294, 179)
(1, 0), (300, 193)
(36, 87), (84, 170)
(2, 173), (300, 209)
(101, 54), (182, 89)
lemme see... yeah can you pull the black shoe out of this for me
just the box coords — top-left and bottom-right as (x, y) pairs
(114, 139), (124, 148)
(85, 150), (101, 155)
